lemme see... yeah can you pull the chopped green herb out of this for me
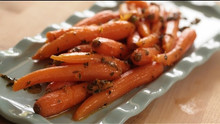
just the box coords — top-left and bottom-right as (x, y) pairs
(57, 47), (60, 52)
(159, 16), (164, 23)
(92, 39), (101, 48)
(150, 2), (159, 7)
(152, 75), (155, 79)
(145, 50), (149, 56)
(26, 81), (31, 86)
(78, 73), (82, 79)
(80, 40), (89, 44)
(53, 60), (64, 66)
(179, 26), (189, 32)
(109, 72), (114, 76)
(87, 80), (113, 94)
(72, 70), (80, 73)
(0, 74), (16, 86)
(129, 15), (138, 23)
(164, 54), (168, 60)
(167, 13), (180, 21)
(141, 8), (146, 14)
(71, 47), (81, 52)
(109, 90), (112, 95)
(146, 14), (155, 21)
(133, 53), (142, 62)
(83, 62), (89, 68)
(101, 57), (106, 63)
(191, 18), (201, 25)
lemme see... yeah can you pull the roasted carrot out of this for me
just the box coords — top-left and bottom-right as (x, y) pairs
(68, 44), (92, 53)
(34, 83), (88, 117)
(91, 37), (129, 59)
(47, 11), (119, 42)
(32, 21), (135, 60)
(163, 11), (180, 52)
(51, 52), (130, 73)
(13, 63), (122, 91)
(136, 33), (159, 48)
(137, 21), (151, 37)
(131, 47), (160, 65)
(151, 5), (167, 34)
(45, 81), (76, 93)
(154, 28), (196, 66)
(46, 27), (82, 42)
(151, 21), (162, 34)
(127, 31), (140, 51)
(75, 10), (119, 26)
(73, 62), (163, 121)
(146, 4), (160, 23)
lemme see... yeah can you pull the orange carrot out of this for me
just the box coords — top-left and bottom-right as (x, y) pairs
(127, 31), (140, 51)
(45, 81), (76, 93)
(46, 27), (81, 42)
(73, 62), (163, 121)
(46, 11), (119, 42)
(146, 4), (160, 23)
(32, 21), (135, 60)
(34, 83), (88, 117)
(136, 33), (159, 48)
(154, 28), (196, 66)
(51, 52), (130, 73)
(131, 47), (160, 65)
(68, 44), (92, 53)
(75, 10), (120, 26)
(91, 37), (129, 59)
(137, 21), (151, 37)
(163, 11), (180, 52)
(151, 21), (162, 34)
(13, 63), (122, 91)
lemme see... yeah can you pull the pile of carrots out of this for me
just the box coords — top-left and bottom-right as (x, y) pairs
(12, 1), (196, 121)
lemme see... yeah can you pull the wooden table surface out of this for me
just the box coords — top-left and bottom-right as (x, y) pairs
(0, 2), (220, 124)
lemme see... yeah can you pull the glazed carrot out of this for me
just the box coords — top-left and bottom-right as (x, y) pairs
(73, 62), (163, 121)
(13, 63), (122, 91)
(151, 21), (162, 34)
(154, 28), (196, 66)
(137, 21), (151, 37)
(126, 1), (149, 9)
(163, 12), (180, 52)
(32, 21), (135, 60)
(146, 4), (160, 23)
(45, 81), (76, 93)
(136, 33), (159, 48)
(68, 44), (92, 53)
(127, 31), (140, 50)
(51, 52), (130, 73)
(75, 10), (120, 26)
(34, 83), (88, 117)
(91, 37), (129, 59)
(46, 27), (82, 42)
(47, 11), (119, 42)
(131, 47), (160, 65)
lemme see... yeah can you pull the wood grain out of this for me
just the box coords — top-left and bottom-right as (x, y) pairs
(0, 2), (220, 124)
